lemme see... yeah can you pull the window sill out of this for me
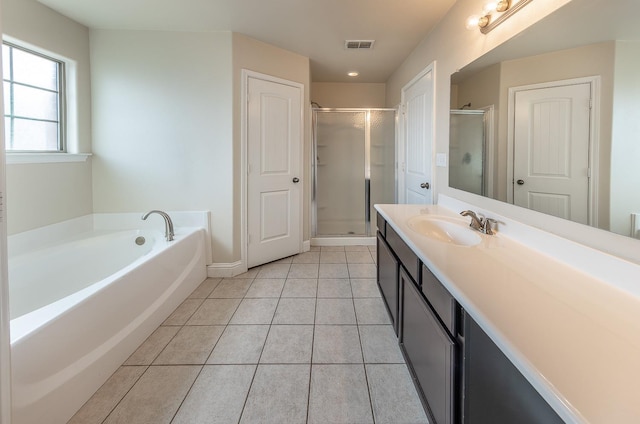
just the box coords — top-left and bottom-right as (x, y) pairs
(6, 153), (92, 165)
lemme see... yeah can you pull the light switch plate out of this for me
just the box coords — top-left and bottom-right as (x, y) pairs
(436, 153), (447, 167)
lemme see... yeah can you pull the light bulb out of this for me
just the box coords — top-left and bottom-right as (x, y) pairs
(482, 1), (498, 15)
(465, 15), (482, 30)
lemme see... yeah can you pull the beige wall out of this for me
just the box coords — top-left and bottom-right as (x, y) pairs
(311, 82), (386, 108)
(452, 63), (501, 112)
(2, 0), (93, 234)
(232, 33), (311, 249)
(90, 30), (235, 262)
(91, 31), (310, 264)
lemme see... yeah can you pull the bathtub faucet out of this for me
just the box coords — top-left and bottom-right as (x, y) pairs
(142, 210), (175, 241)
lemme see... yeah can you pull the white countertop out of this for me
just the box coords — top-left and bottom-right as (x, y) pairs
(375, 203), (640, 424)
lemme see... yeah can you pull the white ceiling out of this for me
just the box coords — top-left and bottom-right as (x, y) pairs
(36, 0), (457, 83)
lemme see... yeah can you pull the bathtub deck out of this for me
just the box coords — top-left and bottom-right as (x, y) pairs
(68, 246), (428, 424)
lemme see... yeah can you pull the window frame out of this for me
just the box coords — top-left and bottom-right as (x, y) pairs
(3, 41), (66, 153)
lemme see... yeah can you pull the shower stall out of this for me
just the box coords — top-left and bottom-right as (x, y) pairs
(312, 108), (396, 239)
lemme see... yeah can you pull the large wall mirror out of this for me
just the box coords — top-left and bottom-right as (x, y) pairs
(450, 0), (640, 241)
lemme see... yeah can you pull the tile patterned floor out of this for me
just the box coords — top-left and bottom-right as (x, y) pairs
(69, 245), (429, 424)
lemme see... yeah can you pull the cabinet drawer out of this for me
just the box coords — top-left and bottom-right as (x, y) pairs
(376, 212), (386, 238)
(421, 264), (458, 335)
(386, 225), (420, 282)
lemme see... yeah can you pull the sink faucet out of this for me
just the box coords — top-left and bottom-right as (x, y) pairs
(460, 210), (497, 235)
(142, 210), (175, 241)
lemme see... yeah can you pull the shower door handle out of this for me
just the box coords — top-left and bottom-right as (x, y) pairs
(365, 178), (371, 223)
(292, 177), (300, 183)
(420, 182), (430, 189)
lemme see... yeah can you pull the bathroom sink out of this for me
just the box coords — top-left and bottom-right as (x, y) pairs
(406, 215), (482, 246)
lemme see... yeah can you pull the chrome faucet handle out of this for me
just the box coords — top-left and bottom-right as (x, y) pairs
(482, 218), (498, 235)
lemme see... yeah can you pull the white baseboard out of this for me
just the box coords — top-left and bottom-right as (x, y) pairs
(207, 261), (245, 278)
(303, 240), (311, 252)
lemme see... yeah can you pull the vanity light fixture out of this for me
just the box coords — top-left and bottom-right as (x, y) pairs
(467, 0), (533, 34)
(347, 71), (359, 77)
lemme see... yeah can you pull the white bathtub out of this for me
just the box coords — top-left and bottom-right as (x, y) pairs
(8, 214), (208, 424)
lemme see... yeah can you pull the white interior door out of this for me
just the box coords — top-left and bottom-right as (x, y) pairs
(513, 83), (591, 224)
(247, 75), (302, 268)
(400, 66), (434, 204)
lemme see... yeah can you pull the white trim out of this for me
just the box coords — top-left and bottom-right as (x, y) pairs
(6, 153), (91, 165)
(303, 240), (311, 252)
(241, 70), (305, 271)
(399, 62), (436, 205)
(481, 105), (495, 198)
(207, 261), (245, 278)
(506, 76), (600, 226)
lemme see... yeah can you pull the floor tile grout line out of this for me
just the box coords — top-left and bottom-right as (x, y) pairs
(354, 300), (377, 424)
(99, 364), (150, 424)
(306, 292), (318, 424)
(167, 363), (206, 424)
(237, 363), (259, 424)
(145, 301), (201, 366)
(236, 277), (279, 424)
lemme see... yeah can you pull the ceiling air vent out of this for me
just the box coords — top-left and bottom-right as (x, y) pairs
(345, 40), (375, 49)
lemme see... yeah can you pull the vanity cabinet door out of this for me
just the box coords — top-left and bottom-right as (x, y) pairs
(402, 268), (456, 424)
(377, 232), (399, 334)
(463, 312), (564, 424)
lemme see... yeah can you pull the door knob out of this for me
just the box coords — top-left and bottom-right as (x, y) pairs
(292, 177), (300, 183)
(420, 182), (430, 189)
(516, 179), (525, 185)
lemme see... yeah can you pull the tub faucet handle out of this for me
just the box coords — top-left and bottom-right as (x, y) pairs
(142, 210), (175, 241)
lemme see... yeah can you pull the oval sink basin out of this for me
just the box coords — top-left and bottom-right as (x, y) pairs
(406, 216), (482, 246)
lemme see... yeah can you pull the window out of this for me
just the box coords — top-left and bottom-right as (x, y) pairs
(2, 43), (64, 152)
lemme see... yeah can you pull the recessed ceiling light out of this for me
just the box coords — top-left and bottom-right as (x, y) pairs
(348, 72), (359, 77)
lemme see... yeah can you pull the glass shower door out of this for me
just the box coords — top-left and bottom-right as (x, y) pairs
(369, 109), (397, 229)
(315, 111), (367, 236)
(449, 110), (485, 196)
(314, 109), (396, 237)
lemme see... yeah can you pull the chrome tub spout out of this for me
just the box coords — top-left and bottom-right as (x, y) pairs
(142, 210), (175, 241)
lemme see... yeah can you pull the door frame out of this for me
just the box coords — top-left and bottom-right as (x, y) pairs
(481, 104), (495, 198)
(506, 76), (600, 226)
(398, 62), (436, 204)
(241, 69), (304, 272)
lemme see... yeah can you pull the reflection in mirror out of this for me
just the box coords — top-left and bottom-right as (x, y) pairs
(449, 0), (640, 240)
(449, 109), (486, 197)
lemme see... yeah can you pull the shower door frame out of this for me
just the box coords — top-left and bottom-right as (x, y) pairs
(312, 108), (397, 238)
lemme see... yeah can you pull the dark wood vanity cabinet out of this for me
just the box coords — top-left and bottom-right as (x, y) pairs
(376, 214), (458, 424)
(376, 212), (564, 424)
